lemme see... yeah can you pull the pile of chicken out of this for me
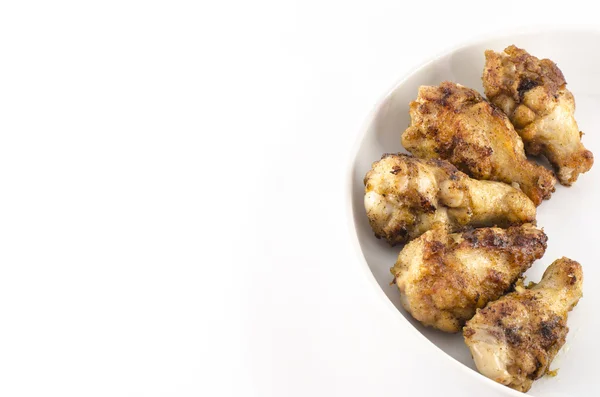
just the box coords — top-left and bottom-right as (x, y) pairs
(364, 46), (590, 393)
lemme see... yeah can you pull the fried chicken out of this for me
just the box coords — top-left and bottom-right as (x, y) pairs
(483, 46), (593, 185)
(464, 257), (583, 392)
(402, 81), (556, 205)
(364, 154), (536, 245)
(391, 225), (547, 332)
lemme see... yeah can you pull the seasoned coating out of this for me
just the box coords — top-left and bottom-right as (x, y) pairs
(484, 46), (593, 185)
(402, 81), (556, 205)
(464, 257), (583, 392)
(391, 225), (547, 332)
(364, 154), (536, 245)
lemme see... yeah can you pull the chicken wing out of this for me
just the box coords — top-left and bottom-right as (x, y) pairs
(391, 225), (547, 332)
(364, 154), (536, 245)
(483, 46), (593, 185)
(402, 81), (556, 205)
(464, 257), (583, 392)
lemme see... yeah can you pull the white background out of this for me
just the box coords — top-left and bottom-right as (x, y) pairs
(0, 1), (598, 396)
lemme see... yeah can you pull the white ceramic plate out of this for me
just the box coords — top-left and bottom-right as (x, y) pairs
(349, 29), (600, 396)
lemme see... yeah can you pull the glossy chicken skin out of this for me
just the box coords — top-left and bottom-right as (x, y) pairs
(483, 46), (593, 185)
(391, 225), (547, 332)
(464, 257), (583, 392)
(402, 81), (556, 205)
(364, 154), (537, 245)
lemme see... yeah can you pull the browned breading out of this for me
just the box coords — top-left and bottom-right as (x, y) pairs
(402, 81), (556, 205)
(364, 154), (536, 245)
(391, 225), (547, 332)
(483, 46), (593, 185)
(464, 257), (583, 392)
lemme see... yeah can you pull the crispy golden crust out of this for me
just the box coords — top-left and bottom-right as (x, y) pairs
(483, 46), (593, 185)
(364, 154), (536, 245)
(484, 45), (566, 103)
(464, 257), (583, 392)
(391, 225), (547, 332)
(402, 81), (556, 205)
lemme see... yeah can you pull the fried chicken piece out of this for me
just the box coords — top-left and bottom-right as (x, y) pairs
(402, 82), (556, 206)
(483, 46), (593, 185)
(391, 225), (547, 332)
(464, 257), (583, 392)
(364, 154), (536, 245)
